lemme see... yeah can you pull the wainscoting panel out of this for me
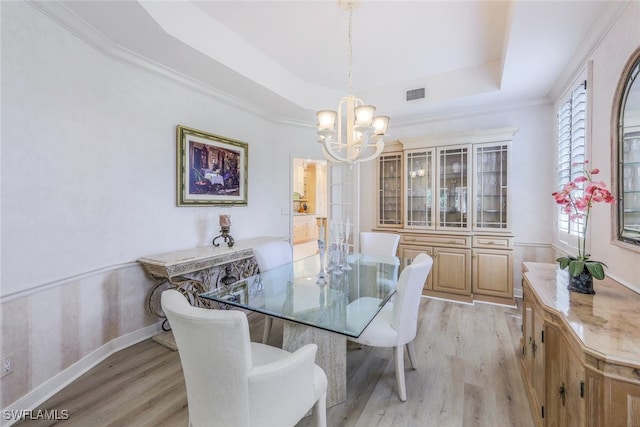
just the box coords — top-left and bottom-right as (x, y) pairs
(0, 263), (159, 414)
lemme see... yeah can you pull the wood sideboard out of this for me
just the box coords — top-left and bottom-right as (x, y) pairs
(520, 262), (640, 427)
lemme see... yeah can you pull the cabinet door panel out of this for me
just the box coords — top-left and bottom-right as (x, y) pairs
(565, 343), (585, 427)
(473, 142), (510, 230)
(378, 153), (403, 227)
(532, 304), (546, 418)
(472, 249), (512, 297)
(399, 245), (433, 290)
(433, 248), (470, 294)
(405, 149), (435, 228)
(606, 377), (640, 427)
(545, 324), (563, 427)
(437, 146), (470, 229)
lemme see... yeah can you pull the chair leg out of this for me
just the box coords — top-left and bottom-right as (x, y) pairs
(406, 340), (417, 370)
(393, 346), (407, 402)
(313, 392), (327, 427)
(262, 316), (273, 344)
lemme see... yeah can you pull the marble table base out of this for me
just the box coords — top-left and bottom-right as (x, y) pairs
(282, 321), (346, 407)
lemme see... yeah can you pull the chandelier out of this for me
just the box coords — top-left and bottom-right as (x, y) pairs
(316, 2), (389, 164)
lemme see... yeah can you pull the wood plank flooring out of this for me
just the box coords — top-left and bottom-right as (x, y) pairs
(15, 298), (534, 427)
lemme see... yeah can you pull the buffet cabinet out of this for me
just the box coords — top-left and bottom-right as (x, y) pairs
(376, 128), (516, 304)
(520, 263), (640, 427)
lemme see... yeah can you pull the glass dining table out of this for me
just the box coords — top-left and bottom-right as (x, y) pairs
(199, 253), (401, 407)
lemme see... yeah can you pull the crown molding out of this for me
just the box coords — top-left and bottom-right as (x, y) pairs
(548, 0), (631, 102)
(27, 1), (296, 125)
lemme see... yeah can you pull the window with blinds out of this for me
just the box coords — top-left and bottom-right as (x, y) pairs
(557, 80), (587, 236)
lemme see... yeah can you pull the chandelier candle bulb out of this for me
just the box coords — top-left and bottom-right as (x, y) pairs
(373, 116), (390, 136)
(317, 110), (337, 132)
(355, 105), (375, 127)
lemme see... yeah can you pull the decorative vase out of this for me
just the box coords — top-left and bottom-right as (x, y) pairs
(567, 267), (595, 295)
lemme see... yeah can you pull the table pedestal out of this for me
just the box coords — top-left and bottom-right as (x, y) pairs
(282, 321), (346, 407)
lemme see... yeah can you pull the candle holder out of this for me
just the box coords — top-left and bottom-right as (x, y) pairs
(213, 226), (234, 247)
(316, 238), (327, 285)
(213, 214), (234, 247)
(340, 242), (352, 271)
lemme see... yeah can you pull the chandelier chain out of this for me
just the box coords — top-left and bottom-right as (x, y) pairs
(348, 2), (353, 95)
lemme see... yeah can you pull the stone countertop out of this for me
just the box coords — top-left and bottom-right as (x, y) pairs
(522, 262), (640, 369)
(137, 236), (288, 278)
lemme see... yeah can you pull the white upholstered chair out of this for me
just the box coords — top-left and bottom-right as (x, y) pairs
(360, 231), (401, 257)
(359, 232), (401, 296)
(161, 289), (327, 427)
(252, 240), (293, 343)
(346, 253), (433, 401)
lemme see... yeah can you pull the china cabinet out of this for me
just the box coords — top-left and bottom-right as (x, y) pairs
(375, 128), (517, 304)
(520, 263), (640, 427)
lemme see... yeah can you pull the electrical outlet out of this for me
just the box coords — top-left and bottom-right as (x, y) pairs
(2, 356), (12, 377)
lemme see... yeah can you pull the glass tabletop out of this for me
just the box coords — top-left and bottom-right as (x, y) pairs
(199, 253), (401, 338)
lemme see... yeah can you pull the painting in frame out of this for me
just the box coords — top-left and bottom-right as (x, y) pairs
(176, 125), (248, 206)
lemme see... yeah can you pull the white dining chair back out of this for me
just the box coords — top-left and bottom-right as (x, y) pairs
(347, 253), (433, 401)
(253, 240), (292, 271)
(252, 240), (293, 343)
(360, 232), (400, 257)
(391, 253), (432, 346)
(161, 289), (327, 427)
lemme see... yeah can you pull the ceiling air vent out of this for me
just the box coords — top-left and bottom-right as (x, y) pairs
(406, 87), (425, 101)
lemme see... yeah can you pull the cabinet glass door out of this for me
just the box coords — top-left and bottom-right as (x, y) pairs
(475, 144), (509, 229)
(378, 153), (402, 226)
(406, 150), (434, 227)
(438, 147), (469, 229)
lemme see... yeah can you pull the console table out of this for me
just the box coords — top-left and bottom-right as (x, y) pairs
(520, 262), (640, 427)
(138, 236), (288, 322)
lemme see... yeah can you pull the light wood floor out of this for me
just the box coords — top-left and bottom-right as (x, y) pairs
(16, 298), (534, 427)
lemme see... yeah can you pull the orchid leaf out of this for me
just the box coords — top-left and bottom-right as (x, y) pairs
(586, 262), (605, 280)
(568, 260), (585, 277)
(556, 257), (572, 270)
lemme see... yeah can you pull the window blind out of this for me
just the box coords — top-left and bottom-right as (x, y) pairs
(557, 80), (587, 236)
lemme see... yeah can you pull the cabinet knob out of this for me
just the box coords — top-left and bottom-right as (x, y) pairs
(448, 240), (456, 244)
(487, 241), (495, 245)
(559, 382), (566, 406)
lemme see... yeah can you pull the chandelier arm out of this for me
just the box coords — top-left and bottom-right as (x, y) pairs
(323, 135), (365, 164)
(322, 145), (355, 164)
(355, 142), (385, 163)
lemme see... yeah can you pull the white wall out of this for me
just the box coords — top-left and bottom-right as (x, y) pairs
(0, 1), (319, 297)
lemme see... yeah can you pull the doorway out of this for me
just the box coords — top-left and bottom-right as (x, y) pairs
(292, 158), (327, 260)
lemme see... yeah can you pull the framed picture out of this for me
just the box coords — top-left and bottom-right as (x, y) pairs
(176, 125), (248, 206)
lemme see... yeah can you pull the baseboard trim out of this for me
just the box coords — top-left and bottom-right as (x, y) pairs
(1, 322), (162, 427)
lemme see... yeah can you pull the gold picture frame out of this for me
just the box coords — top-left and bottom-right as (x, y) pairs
(176, 125), (248, 206)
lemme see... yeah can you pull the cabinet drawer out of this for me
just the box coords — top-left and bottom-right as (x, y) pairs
(400, 234), (470, 248)
(472, 236), (512, 249)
